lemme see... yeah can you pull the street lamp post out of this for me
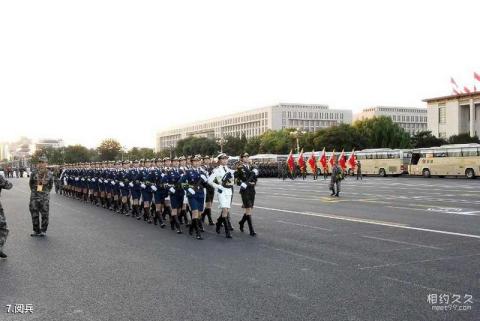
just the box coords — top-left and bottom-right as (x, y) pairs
(290, 129), (304, 154)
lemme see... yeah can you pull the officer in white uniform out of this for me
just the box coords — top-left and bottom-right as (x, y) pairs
(207, 153), (234, 238)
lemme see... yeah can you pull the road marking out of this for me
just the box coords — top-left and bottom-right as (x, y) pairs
(361, 235), (443, 250)
(260, 244), (339, 266)
(253, 205), (480, 239)
(277, 220), (332, 231)
(359, 253), (480, 270)
(381, 276), (454, 295)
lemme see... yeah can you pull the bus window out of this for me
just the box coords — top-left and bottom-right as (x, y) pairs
(462, 148), (479, 157)
(433, 150), (447, 157)
(411, 153), (420, 165)
(447, 149), (462, 157)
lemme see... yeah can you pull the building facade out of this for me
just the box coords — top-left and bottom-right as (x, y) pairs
(354, 106), (427, 135)
(0, 143), (10, 161)
(155, 103), (352, 152)
(34, 139), (65, 152)
(424, 92), (480, 139)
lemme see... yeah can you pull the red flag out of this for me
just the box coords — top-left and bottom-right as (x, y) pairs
(451, 77), (461, 95)
(328, 149), (336, 168)
(307, 150), (317, 172)
(474, 72), (480, 82)
(319, 148), (327, 169)
(464, 86), (471, 94)
(297, 149), (306, 171)
(286, 150), (295, 173)
(347, 149), (356, 170)
(338, 149), (347, 171)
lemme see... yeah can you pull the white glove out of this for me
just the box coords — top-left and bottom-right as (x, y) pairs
(75, 178), (79, 181)
(128, 182), (133, 187)
(111, 181), (116, 185)
(240, 182), (247, 189)
(187, 187), (195, 195)
(87, 178), (90, 182)
(253, 168), (259, 176)
(151, 185), (157, 191)
(161, 173), (166, 177)
(169, 187), (176, 194)
(141, 183), (146, 189)
(91, 178), (95, 182)
(200, 174), (208, 182)
(119, 182), (125, 187)
(81, 178), (85, 181)
(99, 179), (103, 183)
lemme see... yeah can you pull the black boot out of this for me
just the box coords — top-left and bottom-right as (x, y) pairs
(170, 216), (175, 230)
(223, 218), (232, 239)
(197, 218), (204, 232)
(206, 209), (214, 226)
(239, 214), (247, 232)
(226, 215), (234, 231)
(156, 211), (165, 228)
(246, 215), (256, 236)
(174, 215), (182, 234)
(189, 220), (194, 235)
(193, 219), (202, 240)
(162, 207), (169, 220)
(216, 216), (224, 234)
(145, 207), (152, 224)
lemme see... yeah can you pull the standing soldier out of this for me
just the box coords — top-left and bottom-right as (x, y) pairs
(330, 160), (343, 197)
(29, 156), (54, 237)
(356, 160), (362, 180)
(0, 174), (13, 259)
(235, 153), (259, 236)
(208, 153), (234, 239)
(53, 166), (62, 194)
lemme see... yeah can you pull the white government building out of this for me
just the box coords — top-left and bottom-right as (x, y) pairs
(424, 92), (480, 139)
(155, 103), (352, 152)
(353, 106), (428, 135)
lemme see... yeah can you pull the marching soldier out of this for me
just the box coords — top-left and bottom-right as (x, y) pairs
(128, 160), (142, 219)
(29, 156), (54, 237)
(166, 157), (184, 234)
(152, 158), (166, 227)
(200, 155), (215, 226)
(184, 155), (207, 240)
(208, 153), (234, 239)
(235, 153), (258, 236)
(0, 173), (13, 259)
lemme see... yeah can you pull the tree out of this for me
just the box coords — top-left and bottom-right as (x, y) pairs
(64, 145), (93, 163)
(222, 135), (247, 156)
(175, 137), (218, 156)
(97, 139), (122, 161)
(245, 136), (261, 155)
(31, 146), (65, 165)
(448, 133), (479, 144)
(411, 131), (447, 148)
(126, 147), (155, 160)
(354, 116), (411, 149)
(312, 124), (368, 151)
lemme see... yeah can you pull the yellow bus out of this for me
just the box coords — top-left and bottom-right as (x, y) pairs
(355, 149), (411, 177)
(408, 144), (480, 178)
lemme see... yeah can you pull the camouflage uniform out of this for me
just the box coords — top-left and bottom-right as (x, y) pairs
(29, 169), (54, 234)
(0, 175), (13, 253)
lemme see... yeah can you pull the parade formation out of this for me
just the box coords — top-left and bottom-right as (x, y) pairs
(57, 153), (258, 240)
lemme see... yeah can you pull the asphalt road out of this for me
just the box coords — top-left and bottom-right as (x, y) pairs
(0, 176), (479, 321)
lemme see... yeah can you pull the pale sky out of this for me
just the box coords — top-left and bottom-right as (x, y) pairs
(1, 0), (479, 149)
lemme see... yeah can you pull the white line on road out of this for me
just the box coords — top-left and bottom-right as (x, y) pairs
(253, 205), (480, 240)
(361, 235), (443, 250)
(359, 253), (480, 270)
(381, 276), (454, 295)
(260, 244), (339, 266)
(277, 220), (332, 231)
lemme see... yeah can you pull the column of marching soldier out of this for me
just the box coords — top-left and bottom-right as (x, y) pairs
(58, 153), (258, 240)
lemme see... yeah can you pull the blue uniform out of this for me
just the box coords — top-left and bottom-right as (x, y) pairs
(153, 169), (168, 205)
(184, 167), (206, 212)
(140, 167), (154, 203)
(166, 168), (185, 209)
(129, 168), (142, 200)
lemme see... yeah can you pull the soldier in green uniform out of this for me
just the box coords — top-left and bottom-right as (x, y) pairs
(0, 174), (13, 258)
(29, 156), (54, 237)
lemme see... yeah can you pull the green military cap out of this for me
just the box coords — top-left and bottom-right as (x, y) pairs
(240, 152), (249, 158)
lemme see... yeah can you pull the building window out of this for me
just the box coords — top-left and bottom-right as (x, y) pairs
(439, 106), (446, 124)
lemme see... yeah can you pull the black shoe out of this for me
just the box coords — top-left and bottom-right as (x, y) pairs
(0, 252), (7, 259)
(226, 216), (234, 231)
(30, 232), (41, 237)
(207, 212), (215, 226)
(40, 232), (46, 237)
(335, 194), (339, 197)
